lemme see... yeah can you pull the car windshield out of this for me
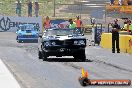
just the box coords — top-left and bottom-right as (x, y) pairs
(19, 25), (36, 31)
(45, 29), (81, 36)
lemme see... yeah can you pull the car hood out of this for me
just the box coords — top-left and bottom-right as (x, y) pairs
(42, 35), (86, 40)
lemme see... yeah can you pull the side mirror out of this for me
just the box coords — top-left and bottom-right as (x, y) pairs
(82, 34), (84, 36)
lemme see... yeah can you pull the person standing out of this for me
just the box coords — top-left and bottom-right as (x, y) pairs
(74, 16), (83, 31)
(110, 0), (114, 5)
(68, 19), (76, 29)
(16, 0), (21, 17)
(34, 0), (39, 17)
(122, 21), (127, 31)
(129, 23), (132, 35)
(90, 18), (96, 27)
(27, 0), (32, 17)
(119, 0), (123, 5)
(44, 16), (51, 29)
(127, 20), (132, 35)
(111, 19), (120, 53)
(124, 0), (128, 5)
(127, 19), (131, 34)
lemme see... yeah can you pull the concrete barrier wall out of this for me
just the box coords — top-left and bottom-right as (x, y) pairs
(100, 33), (132, 54)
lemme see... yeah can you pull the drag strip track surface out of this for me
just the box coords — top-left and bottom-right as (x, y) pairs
(0, 32), (132, 88)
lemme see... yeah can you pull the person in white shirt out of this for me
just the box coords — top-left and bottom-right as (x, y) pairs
(119, 0), (123, 5)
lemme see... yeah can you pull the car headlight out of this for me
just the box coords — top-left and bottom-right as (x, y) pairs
(79, 40), (85, 45)
(51, 42), (56, 46)
(44, 42), (50, 46)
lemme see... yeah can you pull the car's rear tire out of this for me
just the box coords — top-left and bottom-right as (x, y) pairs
(17, 40), (21, 43)
(42, 51), (47, 61)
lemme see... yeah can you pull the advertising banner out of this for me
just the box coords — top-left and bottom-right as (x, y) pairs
(50, 19), (69, 29)
(0, 16), (42, 32)
(95, 23), (102, 45)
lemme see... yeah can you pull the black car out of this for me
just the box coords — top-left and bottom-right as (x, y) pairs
(38, 28), (87, 61)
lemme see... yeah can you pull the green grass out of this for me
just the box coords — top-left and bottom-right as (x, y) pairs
(0, 0), (73, 17)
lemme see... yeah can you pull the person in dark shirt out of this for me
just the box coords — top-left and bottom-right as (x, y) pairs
(110, 0), (114, 5)
(111, 19), (120, 53)
(34, 0), (39, 17)
(16, 0), (21, 17)
(27, 0), (32, 17)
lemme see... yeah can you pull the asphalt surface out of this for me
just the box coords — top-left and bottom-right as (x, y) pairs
(0, 32), (132, 88)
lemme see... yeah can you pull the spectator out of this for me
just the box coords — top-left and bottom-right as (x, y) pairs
(90, 18), (96, 27)
(122, 21), (127, 31)
(127, 19), (131, 34)
(34, 0), (39, 17)
(27, 0), (32, 17)
(112, 19), (120, 53)
(123, 0), (128, 5)
(129, 23), (132, 35)
(74, 16), (83, 31)
(68, 19), (76, 29)
(128, 0), (132, 5)
(44, 16), (51, 29)
(110, 0), (114, 5)
(16, 0), (21, 17)
(119, 0), (123, 5)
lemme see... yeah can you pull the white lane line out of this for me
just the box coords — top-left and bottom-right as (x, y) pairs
(87, 6), (103, 7)
(81, 0), (90, 3)
(92, 46), (101, 49)
(0, 59), (21, 88)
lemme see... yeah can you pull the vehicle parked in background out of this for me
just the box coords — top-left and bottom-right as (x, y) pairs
(38, 28), (87, 61)
(16, 24), (39, 43)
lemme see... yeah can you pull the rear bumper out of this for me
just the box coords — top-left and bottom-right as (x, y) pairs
(17, 35), (38, 40)
(17, 38), (38, 42)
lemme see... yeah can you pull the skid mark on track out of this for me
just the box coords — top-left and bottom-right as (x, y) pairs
(95, 60), (132, 73)
(63, 62), (82, 70)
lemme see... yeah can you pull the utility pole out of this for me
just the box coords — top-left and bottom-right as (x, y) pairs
(105, 5), (106, 23)
(53, 0), (55, 17)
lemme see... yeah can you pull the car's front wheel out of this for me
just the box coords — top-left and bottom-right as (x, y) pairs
(16, 36), (18, 40)
(17, 40), (21, 43)
(42, 51), (47, 61)
(73, 49), (86, 62)
(38, 51), (43, 59)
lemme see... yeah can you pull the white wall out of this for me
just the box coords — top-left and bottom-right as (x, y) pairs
(0, 16), (42, 32)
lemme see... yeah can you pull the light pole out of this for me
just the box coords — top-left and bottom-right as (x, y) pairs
(53, 0), (55, 17)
